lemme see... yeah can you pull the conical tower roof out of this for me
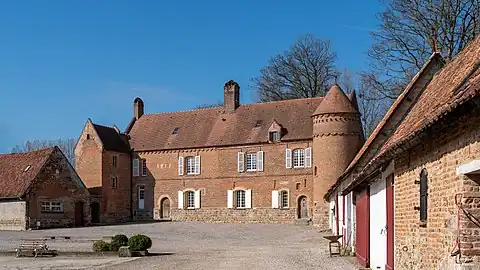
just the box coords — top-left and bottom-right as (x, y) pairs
(313, 84), (358, 116)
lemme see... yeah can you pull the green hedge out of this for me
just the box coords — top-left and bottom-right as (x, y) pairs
(127, 234), (152, 251)
(92, 240), (110, 252)
(110, 234), (129, 252)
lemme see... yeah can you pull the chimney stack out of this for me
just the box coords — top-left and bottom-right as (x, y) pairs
(134, 97), (144, 119)
(224, 80), (240, 113)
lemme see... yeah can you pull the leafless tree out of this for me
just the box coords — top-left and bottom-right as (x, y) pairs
(195, 101), (224, 109)
(365, 0), (480, 99)
(252, 34), (338, 101)
(11, 138), (76, 166)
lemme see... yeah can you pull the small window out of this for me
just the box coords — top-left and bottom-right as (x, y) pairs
(185, 157), (196, 175)
(246, 153), (257, 171)
(24, 165), (31, 172)
(86, 134), (91, 139)
(186, 191), (195, 209)
(112, 176), (117, 188)
(235, 190), (246, 208)
(296, 183), (301, 190)
(41, 201), (63, 213)
(269, 131), (281, 142)
(172, 127), (180, 134)
(280, 190), (289, 208)
(112, 156), (117, 168)
(255, 120), (263, 127)
(141, 159), (147, 176)
(133, 159), (139, 176)
(419, 169), (428, 223)
(293, 149), (305, 168)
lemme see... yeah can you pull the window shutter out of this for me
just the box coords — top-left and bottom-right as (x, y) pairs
(257, 151), (264, 172)
(271, 190), (279, 209)
(245, 189), (252, 209)
(305, 147), (312, 168)
(194, 190), (201, 209)
(285, 149), (292, 168)
(194, 155), (201, 175)
(133, 159), (139, 176)
(237, 152), (245, 172)
(227, 190), (233, 208)
(178, 156), (184, 176)
(177, 191), (184, 209)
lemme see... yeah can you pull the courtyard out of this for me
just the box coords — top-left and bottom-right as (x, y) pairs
(0, 222), (356, 270)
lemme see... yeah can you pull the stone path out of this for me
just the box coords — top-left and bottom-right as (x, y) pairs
(0, 222), (356, 269)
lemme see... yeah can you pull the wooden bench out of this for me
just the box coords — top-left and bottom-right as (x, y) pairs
(15, 239), (56, 258)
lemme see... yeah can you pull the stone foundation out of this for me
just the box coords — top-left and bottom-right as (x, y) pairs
(171, 208), (297, 224)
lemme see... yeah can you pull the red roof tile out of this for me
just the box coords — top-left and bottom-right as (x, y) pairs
(128, 97), (324, 151)
(313, 84), (357, 115)
(0, 148), (55, 197)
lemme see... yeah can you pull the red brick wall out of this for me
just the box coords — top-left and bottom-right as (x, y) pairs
(393, 110), (480, 269)
(75, 121), (102, 189)
(135, 140), (313, 223)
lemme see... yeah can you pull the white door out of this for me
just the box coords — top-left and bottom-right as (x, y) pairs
(370, 178), (387, 270)
(138, 186), (145, 210)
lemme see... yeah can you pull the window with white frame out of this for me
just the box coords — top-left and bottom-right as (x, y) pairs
(246, 153), (257, 171)
(112, 176), (118, 188)
(186, 191), (195, 209)
(141, 159), (147, 176)
(185, 157), (196, 175)
(138, 185), (145, 210)
(293, 149), (305, 168)
(235, 190), (246, 208)
(41, 201), (63, 213)
(133, 158), (139, 176)
(280, 190), (289, 208)
(269, 131), (281, 142)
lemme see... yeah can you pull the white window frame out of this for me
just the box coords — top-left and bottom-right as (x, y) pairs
(141, 159), (147, 176)
(138, 185), (145, 210)
(185, 191), (195, 209)
(185, 156), (196, 175)
(235, 190), (246, 209)
(293, 149), (305, 168)
(41, 201), (63, 213)
(246, 152), (257, 172)
(133, 159), (139, 176)
(280, 190), (289, 209)
(270, 131), (281, 142)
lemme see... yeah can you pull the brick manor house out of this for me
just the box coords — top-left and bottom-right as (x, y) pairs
(75, 80), (364, 227)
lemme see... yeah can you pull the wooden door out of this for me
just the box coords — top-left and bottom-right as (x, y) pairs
(386, 174), (395, 270)
(74, 202), (84, 227)
(355, 187), (370, 268)
(161, 198), (170, 219)
(298, 196), (308, 218)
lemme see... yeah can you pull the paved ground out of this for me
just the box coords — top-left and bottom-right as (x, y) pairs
(0, 222), (356, 270)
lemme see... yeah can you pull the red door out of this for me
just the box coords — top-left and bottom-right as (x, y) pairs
(355, 187), (370, 267)
(386, 174), (395, 269)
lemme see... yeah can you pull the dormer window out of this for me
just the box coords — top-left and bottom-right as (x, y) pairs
(255, 120), (263, 127)
(269, 131), (281, 142)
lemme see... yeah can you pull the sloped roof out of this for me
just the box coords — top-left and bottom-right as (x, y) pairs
(313, 84), (358, 115)
(0, 147), (55, 197)
(92, 123), (131, 153)
(128, 97), (325, 151)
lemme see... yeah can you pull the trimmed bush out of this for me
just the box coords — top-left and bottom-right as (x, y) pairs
(127, 234), (152, 251)
(110, 234), (129, 252)
(92, 240), (110, 252)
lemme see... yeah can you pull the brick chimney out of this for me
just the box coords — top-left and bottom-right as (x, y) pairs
(134, 97), (144, 119)
(224, 80), (240, 113)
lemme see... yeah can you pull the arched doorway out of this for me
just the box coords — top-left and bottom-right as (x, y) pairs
(90, 202), (100, 224)
(298, 196), (308, 219)
(160, 198), (170, 219)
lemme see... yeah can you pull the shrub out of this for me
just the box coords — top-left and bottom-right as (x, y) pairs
(127, 234), (152, 251)
(110, 234), (129, 252)
(92, 240), (110, 252)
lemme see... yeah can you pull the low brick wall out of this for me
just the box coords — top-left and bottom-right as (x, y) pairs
(171, 208), (297, 224)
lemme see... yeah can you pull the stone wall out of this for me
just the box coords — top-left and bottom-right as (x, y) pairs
(0, 202), (26, 231)
(393, 109), (480, 269)
(135, 140), (313, 224)
(171, 208), (296, 223)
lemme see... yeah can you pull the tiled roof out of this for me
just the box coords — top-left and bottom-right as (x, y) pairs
(128, 97), (326, 151)
(92, 124), (131, 153)
(313, 84), (358, 115)
(0, 147), (55, 197)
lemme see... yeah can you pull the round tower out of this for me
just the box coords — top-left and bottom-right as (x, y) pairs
(311, 84), (364, 228)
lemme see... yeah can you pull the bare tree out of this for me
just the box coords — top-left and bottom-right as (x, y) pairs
(195, 101), (224, 109)
(366, 0), (480, 99)
(339, 69), (389, 137)
(252, 34), (338, 101)
(11, 138), (76, 166)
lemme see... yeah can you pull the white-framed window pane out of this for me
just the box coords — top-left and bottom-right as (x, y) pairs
(293, 149), (305, 168)
(139, 187), (145, 199)
(236, 190), (246, 208)
(41, 201), (63, 212)
(281, 191), (288, 208)
(186, 191), (195, 208)
(246, 153), (257, 171)
(186, 157), (196, 175)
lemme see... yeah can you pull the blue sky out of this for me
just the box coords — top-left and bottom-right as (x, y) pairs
(0, 0), (383, 153)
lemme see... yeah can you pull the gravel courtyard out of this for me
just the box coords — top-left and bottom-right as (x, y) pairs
(0, 222), (356, 270)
